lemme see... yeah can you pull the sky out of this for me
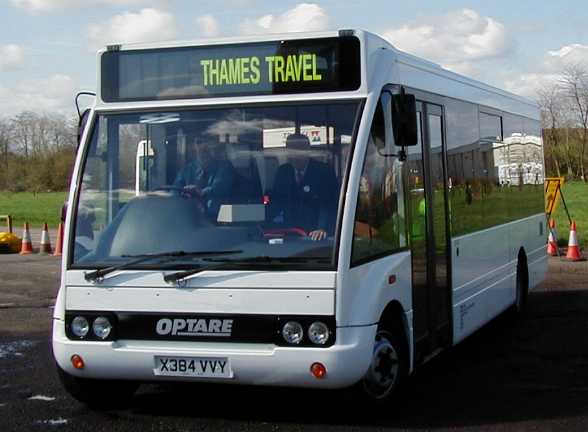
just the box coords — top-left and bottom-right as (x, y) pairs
(1, 0), (587, 116)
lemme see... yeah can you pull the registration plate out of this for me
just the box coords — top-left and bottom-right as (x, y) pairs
(154, 356), (233, 379)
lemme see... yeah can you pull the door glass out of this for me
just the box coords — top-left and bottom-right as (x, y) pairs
(409, 111), (426, 241)
(408, 109), (428, 342)
(427, 112), (450, 333)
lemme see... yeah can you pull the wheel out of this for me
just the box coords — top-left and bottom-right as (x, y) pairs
(154, 185), (202, 199)
(154, 185), (184, 193)
(359, 328), (408, 401)
(513, 258), (529, 315)
(263, 227), (308, 238)
(57, 364), (138, 409)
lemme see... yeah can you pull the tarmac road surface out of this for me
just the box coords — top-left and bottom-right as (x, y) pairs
(1, 254), (588, 431)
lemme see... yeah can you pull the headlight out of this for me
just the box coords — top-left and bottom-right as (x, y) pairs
(282, 321), (304, 345)
(71, 316), (89, 338)
(92, 316), (112, 340)
(308, 321), (330, 345)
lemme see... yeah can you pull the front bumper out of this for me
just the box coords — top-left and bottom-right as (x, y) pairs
(52, 318), (376, 389)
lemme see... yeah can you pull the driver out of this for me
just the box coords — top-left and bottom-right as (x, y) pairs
(269, 133), (338, 241)
(173, 141), (235, 218)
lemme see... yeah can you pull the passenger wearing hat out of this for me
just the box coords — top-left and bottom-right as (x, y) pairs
(269, 133), (338, 241)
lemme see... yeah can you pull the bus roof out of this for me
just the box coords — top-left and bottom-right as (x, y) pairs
(94, 29), (538, 120)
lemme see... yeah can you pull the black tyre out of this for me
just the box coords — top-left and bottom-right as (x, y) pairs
(358, 327), (409, 401)
(57, 364), (138, 409)
(507, 252), (529, 321)
(513, 256), (529, 316)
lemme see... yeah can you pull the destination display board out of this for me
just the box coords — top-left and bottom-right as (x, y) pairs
(101, 36), (361, 102)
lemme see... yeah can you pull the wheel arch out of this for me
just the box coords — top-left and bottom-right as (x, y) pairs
(378, 300), (412, 370)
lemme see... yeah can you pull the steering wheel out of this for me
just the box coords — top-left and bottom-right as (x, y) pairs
(152, 185), (207, 214)
(154, 185), (204, 200)
(263, 227), (308, 238)
(154, 185), (184, 193)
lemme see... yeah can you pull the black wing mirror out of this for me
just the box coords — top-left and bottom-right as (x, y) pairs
(391, 88), (418, 147)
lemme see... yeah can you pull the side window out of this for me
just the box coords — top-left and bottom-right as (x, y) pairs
(351, 100), (407, 265)
(480, 112), (502, 142)
(445, 98), (481, 236)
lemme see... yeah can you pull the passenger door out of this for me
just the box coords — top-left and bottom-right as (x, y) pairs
(409, 102), (452, 364)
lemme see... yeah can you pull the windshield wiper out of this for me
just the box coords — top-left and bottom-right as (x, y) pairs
(163, 256), (332, 284)
(84, 250), (243, 282)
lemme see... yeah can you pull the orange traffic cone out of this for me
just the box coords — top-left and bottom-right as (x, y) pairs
(547, 219), (558, 256)
(53, 222), (64, 257)
(19, 222), (33, 255)
(39, 222), (52, 255)
(566, 221), (583, 261)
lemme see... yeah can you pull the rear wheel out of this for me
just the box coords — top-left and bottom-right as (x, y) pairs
(513, 255), (529, 315)
(57, 365), (138, 409)
(360, 328), (408, 401)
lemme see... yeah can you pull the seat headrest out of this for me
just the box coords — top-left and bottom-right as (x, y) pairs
(285, 133), (311, 151)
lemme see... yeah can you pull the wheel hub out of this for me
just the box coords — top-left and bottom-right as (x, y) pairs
(363, 333), (400, 399)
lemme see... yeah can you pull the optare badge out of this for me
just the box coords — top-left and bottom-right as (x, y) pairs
(303, 185), (311, 193)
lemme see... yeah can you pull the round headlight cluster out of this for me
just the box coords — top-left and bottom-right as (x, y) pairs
(92, 317), (113, 339)
(282, 321), (304, 345)
(308, 321), (330, 345)
(71, 316), (89, 338)
(70, 316), (113, 340)
(280, 320), (331, 346)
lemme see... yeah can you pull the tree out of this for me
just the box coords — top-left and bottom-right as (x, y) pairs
(560, 65), (588, 182)
(0, 118), (11, 168)
(538, 85), (565, 177)
(1, 111), (78, 192)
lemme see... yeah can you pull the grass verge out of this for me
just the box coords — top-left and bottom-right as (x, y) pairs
(0, 182), (586, 248)
(0, 192), (68, 231)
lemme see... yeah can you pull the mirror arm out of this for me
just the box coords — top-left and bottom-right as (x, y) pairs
(75, 91), (96, 118)
(376, 147), (407, 161)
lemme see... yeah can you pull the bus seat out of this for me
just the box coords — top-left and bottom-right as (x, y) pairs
(262, 156), (279, 193)
(230, 154), (262, 204)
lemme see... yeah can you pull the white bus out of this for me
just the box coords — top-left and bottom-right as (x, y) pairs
(53, 29), (547, 406)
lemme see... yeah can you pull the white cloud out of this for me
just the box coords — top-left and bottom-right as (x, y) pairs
(195, 14), (219, 38)
(544, 44), (588, 70)
(9, 0), (151, 13)
(239, 3), (330, 35)
(383, 8), (511, 74)
(502, 73), (557, 99)
(87, 8), (178, 50)
(0, 44), (25, 70)
(0, 74), (77, 116)
(503, 44), (588, 98)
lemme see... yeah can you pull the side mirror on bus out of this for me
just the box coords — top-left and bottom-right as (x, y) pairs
(77, 108), (91, 149)
(391, 90), (418, 147)
(378, 88), (418, 157)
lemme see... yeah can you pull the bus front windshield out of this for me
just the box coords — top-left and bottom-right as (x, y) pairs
(72, 101), (361, 269)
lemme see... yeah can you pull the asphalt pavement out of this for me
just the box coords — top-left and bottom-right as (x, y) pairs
(1, 254), (588, 431)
